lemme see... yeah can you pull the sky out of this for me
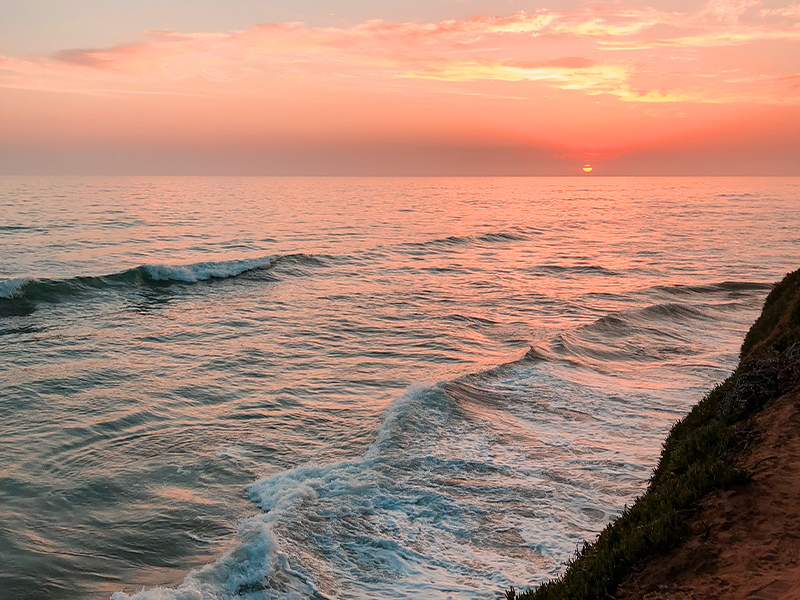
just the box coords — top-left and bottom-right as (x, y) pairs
(1, 0), (799, 175)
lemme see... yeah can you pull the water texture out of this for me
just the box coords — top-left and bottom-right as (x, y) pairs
(0, 177), (798, 599)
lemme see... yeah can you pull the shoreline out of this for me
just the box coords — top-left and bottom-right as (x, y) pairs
(510, 268), (800, 600)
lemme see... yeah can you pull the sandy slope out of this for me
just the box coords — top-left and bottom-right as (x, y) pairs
(617, 389), (800, 600)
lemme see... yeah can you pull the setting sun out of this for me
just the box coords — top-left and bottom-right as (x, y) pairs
(2, 0), (800, 175)
(582, 164), (593, 173)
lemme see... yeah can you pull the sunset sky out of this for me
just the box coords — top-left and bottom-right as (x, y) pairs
(2, 0), (799, 175)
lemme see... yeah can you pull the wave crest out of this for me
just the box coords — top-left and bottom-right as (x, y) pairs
(141, 256), (277, 283)
(0, 255), (329, 306)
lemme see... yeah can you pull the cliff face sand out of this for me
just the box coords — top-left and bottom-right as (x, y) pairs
(617, 387), (800, 599)
(514, 268), (800, 600)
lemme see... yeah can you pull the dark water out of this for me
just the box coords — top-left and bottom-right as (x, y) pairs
(1, 176), (798, 599)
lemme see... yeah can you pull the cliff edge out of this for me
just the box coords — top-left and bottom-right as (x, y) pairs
(510, 268), (800, 600)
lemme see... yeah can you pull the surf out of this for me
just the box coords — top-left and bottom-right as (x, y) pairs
(0, 254), (334, 308)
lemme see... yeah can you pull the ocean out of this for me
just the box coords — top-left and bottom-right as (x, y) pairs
(1, 176), (798, 600)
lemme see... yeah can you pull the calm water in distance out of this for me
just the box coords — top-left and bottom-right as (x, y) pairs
(1, 177), (799, 599)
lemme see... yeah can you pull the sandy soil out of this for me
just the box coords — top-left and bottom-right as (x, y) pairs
(616, 389), (800, 600)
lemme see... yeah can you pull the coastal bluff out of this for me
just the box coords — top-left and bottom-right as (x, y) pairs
(509, 268), (800, 600)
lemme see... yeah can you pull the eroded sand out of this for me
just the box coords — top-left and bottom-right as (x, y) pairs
(617, 390), (800, 600)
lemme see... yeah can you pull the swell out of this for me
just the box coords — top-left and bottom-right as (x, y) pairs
(534, 264), (617, 276)
(108, 278), (772, 599)
(115, 298), (692, 600)
(400, 228), (534, 251)
(504, 281), (769, 368)
(0, 225), (43, 232)
(651, 281), (772, 295)
(0, 254), (325, 307)
(111, 384), (472, 600)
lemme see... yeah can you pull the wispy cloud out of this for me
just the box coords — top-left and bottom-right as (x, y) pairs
(1, 0), (799, 105)
(699, 0), (762, 24)
(600, 25), (800, 49)
(761, 2), (800, 17)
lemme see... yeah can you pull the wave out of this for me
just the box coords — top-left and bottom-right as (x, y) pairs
(0, 225), (42, 232)
(401, 229), (531, 252)
(521, 298), (739, 368)
(114, 301), (689, 600)
(405, 234), (471, 248)
(112, 317), (671, 600)
(110, 385), (492, 600)
(112, 365), (589, 600)
(0, 278), (33, 299)
(477, 231), (529, 243)
(651, 281), (772, 296)
(583, 303), (711, 338)
(0, 254), (325, 306)
(141, 256), (278, 283)
(107, 278), (773, 599)
(535, 264), (617, 276)
(108, 278), (766, 599)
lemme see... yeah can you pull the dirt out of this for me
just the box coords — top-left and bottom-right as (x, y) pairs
(616, 390), (800, 600)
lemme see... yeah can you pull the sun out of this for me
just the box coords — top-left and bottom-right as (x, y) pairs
(582, 164), (593, 173)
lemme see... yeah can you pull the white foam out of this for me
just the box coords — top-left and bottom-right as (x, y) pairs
(0, 277), (32, 299)
(112, 449), (329, 600)
(111, 518), (280, 600)
(110, 512), (323, 600)
(214, 443), (251, 461)
(142, 256), (277, 283)
(110, 382), (604, 599)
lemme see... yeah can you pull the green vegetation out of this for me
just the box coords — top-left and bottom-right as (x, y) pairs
(741, 269), (800, 361)
(508, 268), (800, 600)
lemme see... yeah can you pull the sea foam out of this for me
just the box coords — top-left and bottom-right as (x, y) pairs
(0, 277), (32, 299)
(0, 256), (281, 304)
(142, 256), (278, 283)
(110, 382), (545, 599)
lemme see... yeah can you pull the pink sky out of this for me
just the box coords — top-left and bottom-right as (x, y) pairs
(1, 0), (799, 174)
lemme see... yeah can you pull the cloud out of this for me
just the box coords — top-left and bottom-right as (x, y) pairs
(600, 26), (800, 49)
(51, 43), (149, 68)
(51, 48), (111, 67)
(403, 59), (629, 99)
(761, 3), (800, 17)
(0, 2), (798, 106)
(699, 0), (762, 24)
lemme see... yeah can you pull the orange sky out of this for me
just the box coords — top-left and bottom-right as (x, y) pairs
(1, 0), (799, 174)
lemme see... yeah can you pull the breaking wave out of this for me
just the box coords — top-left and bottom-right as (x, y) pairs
(111, 282), (753, 600)
(110, 383), (519, 600)
(0, 254), (326, 306)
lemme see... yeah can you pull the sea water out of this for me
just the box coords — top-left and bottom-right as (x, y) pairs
(1, 177), (798, 600)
